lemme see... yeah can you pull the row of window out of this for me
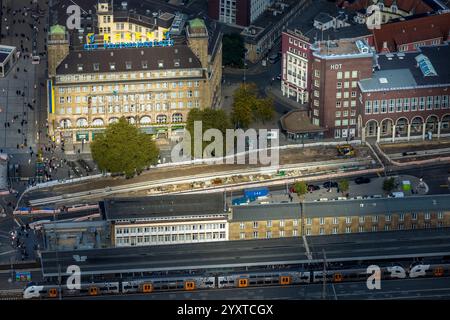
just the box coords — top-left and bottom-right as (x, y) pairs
(56, 72), (202, 83)
(240, 221), (445, 238)
(240, 213), (444, 230)
(116, 223), (227, 234)
(116, 232), (227, 245)
(57, 81), (201, 94)
(365, 96), (449, 114)
(57, 101), (199, 116)
(58, 92), (200, 105)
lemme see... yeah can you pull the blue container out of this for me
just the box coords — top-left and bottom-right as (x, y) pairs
(244, 187), (269, 199)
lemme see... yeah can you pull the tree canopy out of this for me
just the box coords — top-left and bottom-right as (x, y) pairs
(383, 177), (396, 194)
(231, 83), (274, 128)
(338, 180), (349, 195)
(294, 181), (308, 198)
(91, 117), (159, 178)
(222, 33), (245, 68)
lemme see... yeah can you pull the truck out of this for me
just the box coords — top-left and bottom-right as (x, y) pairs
(232, 197), (250, 206)
(244, 187), (269, 199)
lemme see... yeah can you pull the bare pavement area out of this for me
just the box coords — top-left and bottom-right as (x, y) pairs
(21, 145), (373, 201)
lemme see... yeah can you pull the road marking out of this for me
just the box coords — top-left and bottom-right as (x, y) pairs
(302, 235), (313, 260)
(0, 250), (15, 256)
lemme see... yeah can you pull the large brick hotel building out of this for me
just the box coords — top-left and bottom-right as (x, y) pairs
(281, 11), (450, 141)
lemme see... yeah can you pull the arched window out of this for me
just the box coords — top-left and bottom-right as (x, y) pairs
(92, 118), (104, 126)
(76, 118), (88, 127)
(127, 116), (136, 124)
(172, 113), (183, 123)
(140, 116), (152, 124)
(60, 119), (72, 128)
(156, 115), (167, 123)
(109, 117), (119, 124)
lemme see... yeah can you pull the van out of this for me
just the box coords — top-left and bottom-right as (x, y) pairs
(391, 192), (404, 198)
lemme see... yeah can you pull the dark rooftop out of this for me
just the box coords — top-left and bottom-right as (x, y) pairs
(102, 193), (227, 221)
(55, 45), (203, 75)
(359, 43), (450, 91)
(231, 194), (450, 221)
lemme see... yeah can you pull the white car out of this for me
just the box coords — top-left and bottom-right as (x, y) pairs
(267, 130), (278, 140)
(31, 56), (40, 65)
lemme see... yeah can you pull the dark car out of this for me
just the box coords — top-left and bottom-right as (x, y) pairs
(323, 181), (338, 189)
(402, 151), (417, 156)
(355, 177), (371, 184)
(307, 184), (320, 192)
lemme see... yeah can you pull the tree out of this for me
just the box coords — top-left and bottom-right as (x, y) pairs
(222, 33), (245, 68)
(186, 108), (232, 156)
(383, 177), (396, 194)
(338, 180), (349, 195)
(231, 83), (274, 128)
(254, 97), (275, 124)
(91, 117), (159, 178)
(294, 181), (308, 198)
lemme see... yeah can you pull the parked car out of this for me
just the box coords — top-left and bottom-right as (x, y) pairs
(355, 177), (371, 184)
(323, 181), (338, 189)
(307, 184), (320, 192)
(402, 151), (417, 156)
(276, 74), (281, 80)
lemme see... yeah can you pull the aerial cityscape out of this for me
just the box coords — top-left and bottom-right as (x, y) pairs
(0, 0), (450, 305)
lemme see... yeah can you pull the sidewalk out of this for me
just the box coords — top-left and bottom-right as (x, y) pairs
(265, 86), (307, 110)
(223, 63), (268, 76)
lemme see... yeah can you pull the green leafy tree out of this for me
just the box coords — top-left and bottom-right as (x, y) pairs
(338, 180), (349, 195)
(91, 117), (159, 178)
(253, 97), (275, 123)
(222, 33), (245, 68)
(383, 177), (396, 194)
(294, 181), (308, 198)
(186, 108), (232, 156)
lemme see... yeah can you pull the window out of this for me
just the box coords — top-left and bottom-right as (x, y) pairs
(419, 97), (425, 110)
(344, 71), (350, 79)
(280, 219), (285, 227)
(389, 99), (395, 113)
(412, 213), (417, 220)
(319, 217), (325, 225)
(381, 100), (387, 113)
(359, 216), (365, 224)
(239, 222), (245, 230)
(319, 228), (324, 235)
(267, 220), (272, 227)
(386, 215), (391, 222)
(358, 226), (364, 233)
(438, 212), (443, 219)
(425, 213), (430, 220)
(345, 226), (351, 233)
(372, 225), (378, 232)
(399, 214), (405, 222)
(384, 225), (391, 231)
(332, 227), (338, 234)
(337, 72), (342, 79)
(293, 219), (298, 227)
(266, 231), (272, 239)
(109, 63), (116, 70)
(333, 217), (338, 225)
(306, 228), (311, 236)
(434, 96), (440, 109)
(336, 82), (342, 89)
(345, 216), (352, 224)
(426, 96), (433, 110)
(351, 70), (358, 78)
(314, 70), (320, 78)
(306, 218), (312, 225)
(344, 81), (349, 89)
(373, 215), (379, 223)
(365, 100), (372, 114)
(404, 98), (410, 112)
(253, 231), (258, 239)
(240, 232), (245, 239)
(253, 221), (258, 228)
(373, 100), (379, 113)
(280, 230), (285, 237)
(336, 92), (342, 99)
(411, 97), (418, 111)
(293, 229), (298, 236)
(93, 63), (99, 71)
(442, 95), (448, 109)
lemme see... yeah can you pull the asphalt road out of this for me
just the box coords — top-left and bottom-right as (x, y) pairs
(78, 277), (450, 300)
(40, 228), (450, 277)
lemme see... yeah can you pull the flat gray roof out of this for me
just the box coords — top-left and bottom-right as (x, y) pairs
(102, 193), (227, 221)
(231, 194), (450, 221)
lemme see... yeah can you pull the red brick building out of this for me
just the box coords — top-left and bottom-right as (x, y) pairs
(358, 44), (450, 142)
(373, 11), (450, 53)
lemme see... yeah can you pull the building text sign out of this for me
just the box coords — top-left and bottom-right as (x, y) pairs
(84, 31), (174, 50)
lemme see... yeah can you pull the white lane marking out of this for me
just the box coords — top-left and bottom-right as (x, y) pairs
(0, 250), (16, 256)
(302, 235), (312, 260)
